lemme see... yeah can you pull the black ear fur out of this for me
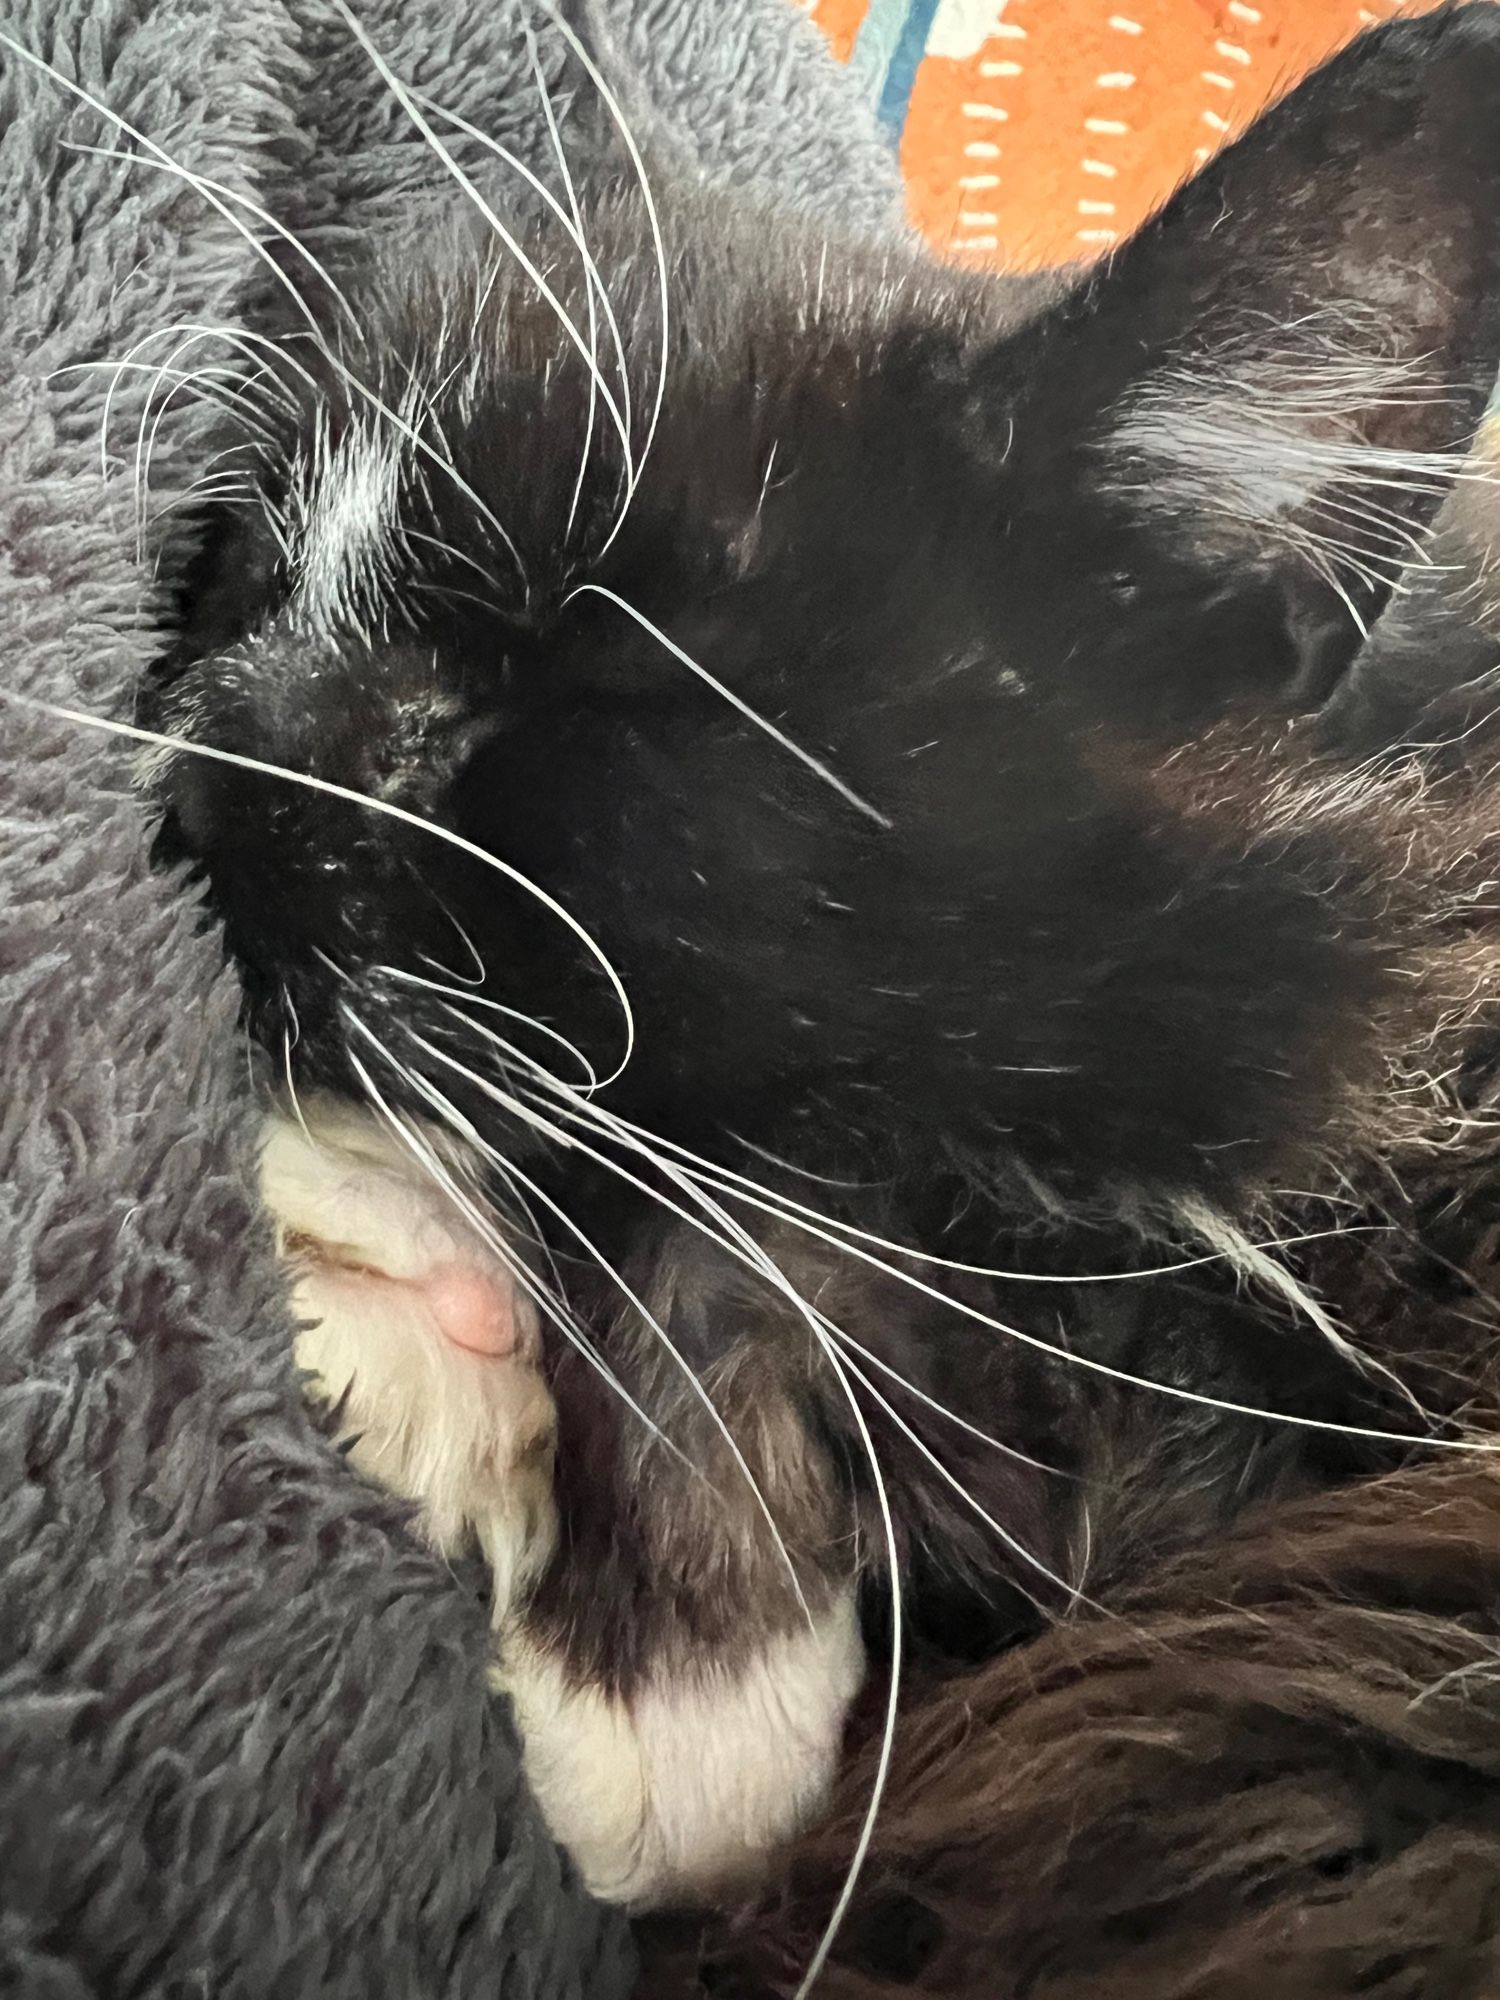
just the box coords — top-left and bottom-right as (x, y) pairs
(988, 6), (1500, 721)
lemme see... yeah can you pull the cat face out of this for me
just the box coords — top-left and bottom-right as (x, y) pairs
(154, 14), (1500, 1239)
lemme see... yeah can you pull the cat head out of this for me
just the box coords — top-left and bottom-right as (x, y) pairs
(154, 9), (1500, 1224)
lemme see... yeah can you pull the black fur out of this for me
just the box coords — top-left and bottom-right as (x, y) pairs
(155, 2), (1500, 1763)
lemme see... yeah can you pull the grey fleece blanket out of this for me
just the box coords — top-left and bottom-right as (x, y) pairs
(0, 5), (899, 1993)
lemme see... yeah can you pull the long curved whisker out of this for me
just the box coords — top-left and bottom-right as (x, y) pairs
(133, 343), (253, 559)
(451, 1011), (1373, 1288)
(541, 1), (670, 555)
(382, 964), (600, 1091)
(421, 875), (1447, 1444)
(55, 137), (361, 332)
(613, 1133), (1075, 1605)
(69, 193), (523, 597)
(400, 1012), (902, 1990)
(0, 35), (349, 348)
(61, 330), (297, 505)
(280, 990), (318, 1147)
(400, 528), (509, 599)
(438, 1003), (1064, 1475)
(329, 0), (633, 485)
(55, 357), (285, 498)
(523, 32), (610, 541)
(406, 60), (635, 540)
(348, 1013), (817, 1628)
(817, 1323), (1064, 1478)
(567, 583), (894, 831)
(574, 1104), (903, 2000)
(88, 324), (322, 518)
(1, 695), (637, 1085)
(547, 1080), (1381, 1288)
(1175, 1191), (1431, 1421)
(340, 1033), (678, 1458)
(513, 1075), (1493, 1454)
(18, 25), (527, 593)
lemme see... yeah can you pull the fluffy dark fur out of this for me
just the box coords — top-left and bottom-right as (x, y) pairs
(644, 1464), (1500, 1999)
(150, 7), (1500, 1991)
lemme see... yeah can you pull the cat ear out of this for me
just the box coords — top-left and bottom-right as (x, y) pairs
(990, 8), (1500, 716)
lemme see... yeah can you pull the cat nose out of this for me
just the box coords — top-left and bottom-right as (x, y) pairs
(152, 629), (474, 853)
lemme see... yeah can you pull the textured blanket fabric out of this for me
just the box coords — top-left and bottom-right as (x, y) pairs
(807, 0), (1454, 271)
(0, 5), (900, 1994)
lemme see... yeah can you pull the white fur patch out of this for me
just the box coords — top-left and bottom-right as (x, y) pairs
(1102, 319), (1466, 612)
(261, 1106), (555, 1595)
(497, 1592), (865, 1908)
(293, 418), (405, 638)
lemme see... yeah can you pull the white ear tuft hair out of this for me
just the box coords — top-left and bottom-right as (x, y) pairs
(1100, 309), (1489, 634)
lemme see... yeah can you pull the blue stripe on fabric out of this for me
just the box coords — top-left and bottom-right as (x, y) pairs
(848, 0), (914, 115)
(876, 0), (944, 138)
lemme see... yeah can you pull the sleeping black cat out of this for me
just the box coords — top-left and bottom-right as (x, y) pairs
(150, 9), (1500, 1990)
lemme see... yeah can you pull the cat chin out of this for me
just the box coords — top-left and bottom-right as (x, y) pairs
(495, 1591), (865, 1910)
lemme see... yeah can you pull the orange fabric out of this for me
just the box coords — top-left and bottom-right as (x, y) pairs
(809, 0), (1450, 269)
(813, 0), (873, 64)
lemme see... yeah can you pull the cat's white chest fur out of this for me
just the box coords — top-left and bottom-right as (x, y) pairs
(259, 1106), (863, 1908)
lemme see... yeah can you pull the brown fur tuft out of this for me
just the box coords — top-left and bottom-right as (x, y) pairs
(644, 1466), (1500, 1999)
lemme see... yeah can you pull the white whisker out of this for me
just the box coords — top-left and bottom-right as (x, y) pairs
(627, 1137), (1076, 1603)
(329, 0), (633, 485)
(729, 1130), (883, 1190)
(281, 989), (316, 1146)
(55, 356), (284, 489)
(433, 999), (1427, 1458)
(85, 323), (310, 510)
(394, 1009), (1089, 1993)
(515, 1078), (1494, 1454)
(132, 340), (241, 558)
(408, 50), (635, 542)
(818, 1322), (1063, 1476)
(383, 964), (600, 1090)
(515, 1057), (1377, 1289)
(567, 584), (894, 831)
(56, 137), (361, 331)
(401, 528), (508, 599)
(541, 2), (670, 555)
(0, 695), (637, 1085)
(31, 53), (527, 601)
(433, 1005), (1065, 1475)
(341, 1034), (678, 1457)
(588, 1126), (899, 2000)
(1176, 1193), (1433, 1422)
(434, 1008), (1072, 1480)
(523, 31), (610, 541)
(347, 1012), (816, 1628)
(827, 1330), (1088, 1614)
(0, 35), (345, 341)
